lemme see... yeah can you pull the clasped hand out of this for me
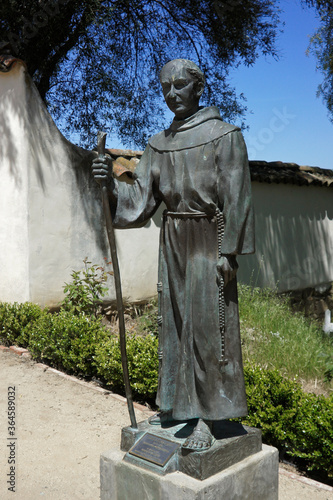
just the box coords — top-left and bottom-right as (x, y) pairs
(92, 154), (113, 185)
(216, 255), (238, 286)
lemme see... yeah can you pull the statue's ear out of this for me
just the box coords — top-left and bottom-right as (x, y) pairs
(195, 81), (205, 99)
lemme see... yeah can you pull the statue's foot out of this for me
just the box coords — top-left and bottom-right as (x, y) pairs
(182, 419), (214, 451)
(148, 410), (175, 425)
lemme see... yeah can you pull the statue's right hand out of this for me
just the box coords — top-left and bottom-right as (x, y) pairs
(92, 154), (113, 185)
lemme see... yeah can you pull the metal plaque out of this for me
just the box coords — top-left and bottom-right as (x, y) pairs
(129, 433), (180, 467)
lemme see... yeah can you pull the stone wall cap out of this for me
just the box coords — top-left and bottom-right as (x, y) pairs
(250, 160), (333, 188)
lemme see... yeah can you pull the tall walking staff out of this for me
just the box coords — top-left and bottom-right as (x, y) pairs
(97, 131), (138, 429)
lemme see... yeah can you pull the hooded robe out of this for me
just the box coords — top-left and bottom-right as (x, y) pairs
(111, 106), (254, 421)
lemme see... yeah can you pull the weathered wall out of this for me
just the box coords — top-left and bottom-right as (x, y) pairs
(238, 182), (333, 292)
(0, 64), (160, 307)
(0, 64), (30, 302)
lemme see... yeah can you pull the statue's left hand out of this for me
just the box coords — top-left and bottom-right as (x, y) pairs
(216, 256), (238, 286)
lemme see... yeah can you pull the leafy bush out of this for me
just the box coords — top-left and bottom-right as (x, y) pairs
(289, 391), (333, 478)
(28, 310), (109, 376)
(0, 302), (45, 346)
(243, 365), (333, 481)
(95, 333), (159, 401)
(62, 258), (112, 317)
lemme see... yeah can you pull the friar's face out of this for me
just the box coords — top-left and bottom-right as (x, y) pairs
(160, 61), (203, 120)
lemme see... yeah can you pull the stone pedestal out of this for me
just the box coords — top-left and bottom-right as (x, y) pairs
(100, 419), (279, 499)
(101, 445), (278, 499)
(121, 419), (262, 479)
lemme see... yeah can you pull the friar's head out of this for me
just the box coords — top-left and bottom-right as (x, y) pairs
(159, 59), (205, 120)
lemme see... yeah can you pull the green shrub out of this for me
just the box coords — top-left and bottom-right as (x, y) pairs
(62, 258), (112, 317)
(94, 333), (159, 400)
(287, 391), (333, 478)
(28, 309), (109, 376)
(0, 302), (45, 346)
(243, 365), (333, 480)
(243, 365), (303, 448)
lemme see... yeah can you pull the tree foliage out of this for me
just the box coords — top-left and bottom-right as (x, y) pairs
(304, 0), (333, 123)
(0, 0), (281, 148)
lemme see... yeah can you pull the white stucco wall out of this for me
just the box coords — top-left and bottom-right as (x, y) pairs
(0, 63), (160, 307)
(0, 65), (30, 302)
(238, 181), (333, 292)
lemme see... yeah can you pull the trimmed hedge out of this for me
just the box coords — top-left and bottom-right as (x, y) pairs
(94, 333), (159, 401)
(242, 365), (333, 479)
(0, 302), (45, 346)
(27, 310), (110, 377)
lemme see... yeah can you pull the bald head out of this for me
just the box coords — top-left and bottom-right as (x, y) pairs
(160, 59), (205, 88)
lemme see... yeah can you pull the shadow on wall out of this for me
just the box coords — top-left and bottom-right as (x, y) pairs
(1, 65), (69, 192)
(70, 150), (111, 261)
(26, 70), (110, 260)
(0, 68), (22, 187)
(238, 182), (333, 292)
(25, 74), (54, 192)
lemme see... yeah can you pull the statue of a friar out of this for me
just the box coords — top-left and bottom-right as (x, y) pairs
(92, 59), (254, 452)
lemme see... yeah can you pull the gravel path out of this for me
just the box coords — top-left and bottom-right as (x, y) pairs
(0, 349), (332, 499)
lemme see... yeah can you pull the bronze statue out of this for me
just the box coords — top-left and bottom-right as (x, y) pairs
(92, 59), (254, 451)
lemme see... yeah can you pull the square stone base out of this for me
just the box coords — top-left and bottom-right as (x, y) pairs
(121, 420), (262, 480)
(100, 444), (279, 500)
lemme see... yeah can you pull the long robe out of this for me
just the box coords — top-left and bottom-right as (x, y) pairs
(111, 106), (255, 421)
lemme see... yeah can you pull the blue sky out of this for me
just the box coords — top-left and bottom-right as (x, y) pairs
(230, 0), (332, 170)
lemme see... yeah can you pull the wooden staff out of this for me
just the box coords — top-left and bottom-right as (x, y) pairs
(97, 131), (137, 429)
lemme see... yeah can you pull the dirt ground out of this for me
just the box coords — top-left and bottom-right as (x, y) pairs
(0, 349), (332, 500)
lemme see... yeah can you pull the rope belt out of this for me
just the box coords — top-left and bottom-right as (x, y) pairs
(163, 210), (214, 219)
